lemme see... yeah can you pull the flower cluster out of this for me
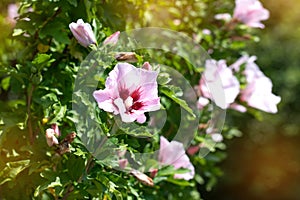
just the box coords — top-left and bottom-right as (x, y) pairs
(198, 56), (281, 113)
(1, 0), (285, 198)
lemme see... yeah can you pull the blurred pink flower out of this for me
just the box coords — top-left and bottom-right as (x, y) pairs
(211, 133), (223, 142)
(142, 62), (152, 71)
(234, 55), (281, 113)
(158, 136), (195, 180)
(118, 159), (128, 169)
(187, 145), (200, 156)
(199, 60), (240, 109)
(202, 29), (211, 35)
(215, 13), (232, 21)
(45, 128), (59, 147)
(69, 19), (97, 47)
(149, 168), (158, 178)
(103, 31), (120, 45)
(93, 63), (160, 123)
(197, 96), (209, 109)
(241, 78), (281, 113)
(230, 103), (247, 113)
(7, 4), (19, 25)
(233, 0), (269, 28)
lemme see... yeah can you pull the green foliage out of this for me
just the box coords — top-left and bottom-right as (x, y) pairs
(0, 0), (274, 199)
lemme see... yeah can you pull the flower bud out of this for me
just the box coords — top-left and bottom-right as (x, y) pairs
(69, 19), (97, 47)
(103, 31), (120, 45)
(45, 128), (59, 147)
(51, 124), (61, 137)
(114, 52), (138, 63)
(142, 62), (152, 71)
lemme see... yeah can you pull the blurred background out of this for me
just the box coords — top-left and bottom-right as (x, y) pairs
(0, 0), (299, 199)
(206, 0), (300, 199)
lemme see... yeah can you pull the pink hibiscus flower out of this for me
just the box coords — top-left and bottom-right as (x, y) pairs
(93, 62), (160, 123)
(231, 55), (281, 113)
(199, 59), (240, 109)
(158, 136), (195, 180)
(233, 0), (269, 28)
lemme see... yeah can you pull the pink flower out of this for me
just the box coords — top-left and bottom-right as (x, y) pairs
(142, 62), (152, 71)
(235, 55), (281, 113)
(197, 96), (209, 109)
(215, 13), (232, 21)
(233, 0), (270, 28)
(69, 19), (97, 47)
(202, 29), (211, 35)
(103, 31), (120, 45)
(241, 78), (281, 113)
(187, 145), (200, 156)
(7, 4), (19, 25)
(211, 133), (223, 142)
(158, 136), (195, 180)
(149, 168), (158, 178)
(199, 60), (240, 109)
(51, 124), (61, 137)
(118, 159), (128, 169)
(93, 63), (160, 123)
(45, 128), (59, 147)
(230, 103), (247, 113)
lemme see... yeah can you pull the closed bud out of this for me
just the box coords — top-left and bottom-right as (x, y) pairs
(69, 19), (97, 47)
(103, 31), (120, 45)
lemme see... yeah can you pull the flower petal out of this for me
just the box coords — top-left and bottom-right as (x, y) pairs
(159, 136), (195, 180)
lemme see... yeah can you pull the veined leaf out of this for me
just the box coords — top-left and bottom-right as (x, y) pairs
(160, 85), (195, 117)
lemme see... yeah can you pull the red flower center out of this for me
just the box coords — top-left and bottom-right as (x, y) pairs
(131, 102), (143, 110)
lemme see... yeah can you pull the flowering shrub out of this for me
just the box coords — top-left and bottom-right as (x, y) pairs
(0, 0), (280, 199)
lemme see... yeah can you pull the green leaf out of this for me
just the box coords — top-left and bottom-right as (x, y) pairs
(157, 72), (172, 85)
(34, 177), (62, 197)
(96, 175), (123, 200)
(28, 160), (51, 175)
(1, 76), (10, 91)
(160, 85), (195, 117)
(39, 20), (70, 44)
(166, 177), (193, 186)
(68, 0), (77, 7)
(66, 155), (85, 181)
(49, 104), (67, 123)
(32, 54), (52, 65)
(0, 160), (30, 185)
(153, 176), (167, 184)
(225, 128), (243, 139)
(39, 86), (63, 95)
(117, 126), (153, 138)
(157, 165), (191, 177)
(205, 176), (217, 191)
(12, 29), (25, 37)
